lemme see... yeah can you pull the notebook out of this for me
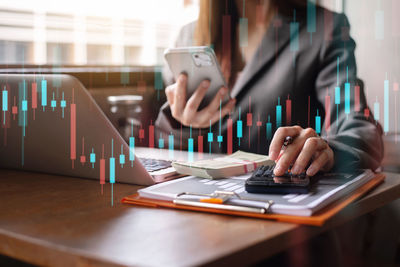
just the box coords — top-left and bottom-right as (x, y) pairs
(137, 170), (376, 217)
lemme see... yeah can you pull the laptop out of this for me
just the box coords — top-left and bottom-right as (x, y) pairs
(0, 74), (180, 185)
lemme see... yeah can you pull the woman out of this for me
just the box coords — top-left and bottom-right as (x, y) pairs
(155, 0), (383, 176)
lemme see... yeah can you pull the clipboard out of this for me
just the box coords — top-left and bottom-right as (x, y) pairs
(122, 173), (385, 226)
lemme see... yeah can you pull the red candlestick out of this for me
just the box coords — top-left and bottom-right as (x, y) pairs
(227, 117), (233, 154)
(364, 108), (370, 119)
(198, 135), (203, 159)
(148, 124), (154, 148)
(286, 96), (292, 125)
(32, 82), (37, 120)
(354, 85), (360, 112)
(325, 94), (331, 132)
(100, 144), (105, 194)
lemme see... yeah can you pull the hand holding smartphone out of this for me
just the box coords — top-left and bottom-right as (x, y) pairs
(163, 46), (235, 128)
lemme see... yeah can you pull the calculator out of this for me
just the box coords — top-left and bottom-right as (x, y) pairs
(245, 165), (312, 194)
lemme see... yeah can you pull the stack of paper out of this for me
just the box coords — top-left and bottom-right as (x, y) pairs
(138, 170), (376, 216)
(172, 151), (274, 179)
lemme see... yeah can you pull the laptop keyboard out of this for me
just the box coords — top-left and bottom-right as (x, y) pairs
(139, 158), (172, 172)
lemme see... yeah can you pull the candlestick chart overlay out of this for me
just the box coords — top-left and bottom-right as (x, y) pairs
(1, 69), (397, 205)
(1, 1), (400, 207)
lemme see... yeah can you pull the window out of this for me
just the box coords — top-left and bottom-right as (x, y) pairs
(0, 0), (199, 66)
(0, 41), (32, 64)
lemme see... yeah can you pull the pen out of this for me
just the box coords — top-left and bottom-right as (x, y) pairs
(174, 199), (267, 214)
(200, 198), (224, 204)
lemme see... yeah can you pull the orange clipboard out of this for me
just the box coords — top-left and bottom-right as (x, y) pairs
(122, 173), (385, 226)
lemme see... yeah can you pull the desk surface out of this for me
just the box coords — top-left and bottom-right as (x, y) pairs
(1, 149), (400, 267)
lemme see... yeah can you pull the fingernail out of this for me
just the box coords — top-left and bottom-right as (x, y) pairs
(220, 87), (228, 95)
(291, 166), (300, 174)
(307, 166), (316, 176)
(179, 75), (186, 82)
(202, 80), (210, 88)
(274, 165), (283, 175)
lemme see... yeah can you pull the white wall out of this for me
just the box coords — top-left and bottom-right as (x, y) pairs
(320, 0), (399, 133)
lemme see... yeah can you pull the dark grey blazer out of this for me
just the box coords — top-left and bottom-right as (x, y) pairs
(156, 7), (383, 171)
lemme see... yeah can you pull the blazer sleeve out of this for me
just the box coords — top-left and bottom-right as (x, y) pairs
(316, 13), (384, 172)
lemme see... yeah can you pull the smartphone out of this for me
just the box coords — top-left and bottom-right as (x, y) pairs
(164, 46), (230, 109)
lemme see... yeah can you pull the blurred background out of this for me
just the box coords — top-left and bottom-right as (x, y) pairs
(0, 0), (199, 66)
(0, 0), (199, 145)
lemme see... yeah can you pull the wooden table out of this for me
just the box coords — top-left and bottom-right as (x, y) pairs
(1, 160), (400, 266)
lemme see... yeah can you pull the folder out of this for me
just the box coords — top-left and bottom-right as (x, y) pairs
(122, 173), (385, 226)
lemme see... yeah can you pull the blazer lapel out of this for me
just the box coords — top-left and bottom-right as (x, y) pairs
(230, 13), (293, 99)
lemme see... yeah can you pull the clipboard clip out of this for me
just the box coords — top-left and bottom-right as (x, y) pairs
(174, 191), (274, 214)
